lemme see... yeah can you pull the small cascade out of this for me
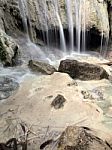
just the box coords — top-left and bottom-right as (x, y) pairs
(18, 0), (110, 56)
(65, 0), (74, 51)
(82, 0), (86, 52)
(18, 0), (29, 36)
(44, 0), (50, 47)
(56, 12), (66, 52)
(74, 0), (82, 53)
(54, 0), (66, 52)
(100, 31), (104, 54)
(92, 0), (109, 54)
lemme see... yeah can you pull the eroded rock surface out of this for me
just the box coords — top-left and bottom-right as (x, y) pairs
(58, 59), (109, 80)
(57, 126), (111, 150)
(0, 0), (110, 44)
(0, 29), (20, 66)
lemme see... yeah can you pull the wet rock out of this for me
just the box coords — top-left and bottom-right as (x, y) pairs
(51, 94), (66, 109)
(57, 126), (111, 150)
(28, 60), (57, 75)
(0, 76), (19, 100)
(0, 29), (20, 66)
(58, 59), (109, 80)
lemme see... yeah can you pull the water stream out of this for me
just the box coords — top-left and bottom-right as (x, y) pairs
(65, 0), (74, 51)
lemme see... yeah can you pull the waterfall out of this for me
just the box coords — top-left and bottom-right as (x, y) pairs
(42, 0), (50, 47)
(18, 0), (29, 36)
(92, 0), (109, 54)
(65, 0), (74, 51)
(74, 0), (82, 53)
(82, 0), (86, 52)
(55, 12), (66, 52)
(19, 0), (88, 54)
(19, 0), (34, 42)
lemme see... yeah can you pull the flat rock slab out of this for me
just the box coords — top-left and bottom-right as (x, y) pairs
(29, 60), (57, 75)
(58, 59), (109, 80)
(0, 76), (19, 100)
(57, 126), (111, 150)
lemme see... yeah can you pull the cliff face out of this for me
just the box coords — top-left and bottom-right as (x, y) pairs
(0, 0), (111, 45)
(0, 0), (23, 34)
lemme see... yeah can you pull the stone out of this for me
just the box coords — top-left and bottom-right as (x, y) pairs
(58, 59), (109, 80)
(28, 60), (57, 75)
(0, 76), (19, 100)
(0, 29), (20, 66)
(51, 94), (66, 109)
(57, 126), (111, 150)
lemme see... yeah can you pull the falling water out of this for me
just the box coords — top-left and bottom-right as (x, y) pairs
(74, 0), (82, 53)
(92, 0), (109, 54)
(43, 0), (50, 47)
(100, 31), (104, 54)
(65, 0), (74, 51)
(82, 0), (86, 52)
(53, 0), (66, 52)
(19, 0), (35, 43)
(56, 12), (66, 52)
(18, 0), (29, 36)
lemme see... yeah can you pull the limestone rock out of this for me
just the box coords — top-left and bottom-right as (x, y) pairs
(0, 29), (20, 66)
(57, 126), (111, 150)
(58, 59), (109, 80)
(28, 60), (57, 75)
(0, 0), (23, 34)
(0, 0), (110, 44)
(51, 94), (66, 109)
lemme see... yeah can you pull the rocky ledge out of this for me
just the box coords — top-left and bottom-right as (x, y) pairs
(0, 29), (20, 66)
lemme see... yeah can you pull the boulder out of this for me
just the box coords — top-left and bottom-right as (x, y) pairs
(51, 94), (66, 109)
(0, 29), (20, 66)
(0, 76), (19, 100)
(57, 126), (111, 150)
(28, 60), (57, 75)
(58, 59), (109, 80)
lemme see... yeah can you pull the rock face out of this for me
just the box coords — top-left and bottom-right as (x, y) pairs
(51, 94), (66, 109)
(58, 59), (109, 80)
(0, 0), (23, 34)
(27, 0), (109, 36)
(57, 126), (111, 150)
(28, 60), (57, 75)
(0, 0), (110, 44)
(0, 29), (20, 66)
(0, 76), (19, 100)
